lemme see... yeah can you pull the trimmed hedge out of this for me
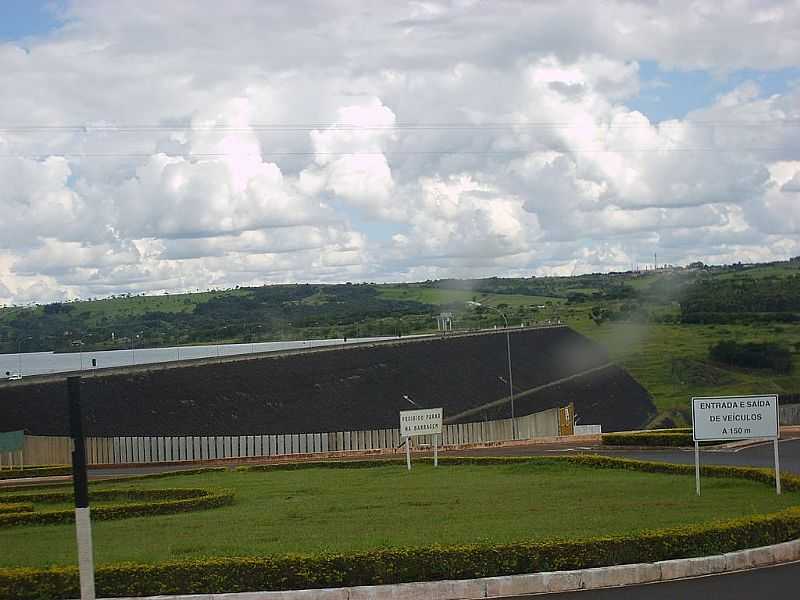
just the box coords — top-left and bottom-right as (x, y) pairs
(0, 487), (234, 527)
(0, 466), (71, 480)
(239, 458), (404, 472)
(0, 466), (227, 495)
(601, 429), (727, 447)
(2, 506), (800, 599)
(98, 466), (228, 484)
(0, 503), (33, 515)
(603, 431), (694, 446)
(0, 487), (210, 504)
(1, 455), (798, 599)
(561, 454), (800, 491)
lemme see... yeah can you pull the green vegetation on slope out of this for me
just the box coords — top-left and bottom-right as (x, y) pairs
(377, 285), (562, 309)
(681, 274), (800, 324)
(0, 284), (431, 353)
(571, 322), (800, 426)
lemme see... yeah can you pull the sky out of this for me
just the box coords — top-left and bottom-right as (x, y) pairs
(0, 0), (799, 305)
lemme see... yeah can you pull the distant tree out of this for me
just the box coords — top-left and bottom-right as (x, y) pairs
(43, 303), (72, 315)
(709, 340), (792, 374)
(566, 292), (588, 304)
(590, 306), (610, 325)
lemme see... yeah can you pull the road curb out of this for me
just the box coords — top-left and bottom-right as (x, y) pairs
(80, 538), (800, 599)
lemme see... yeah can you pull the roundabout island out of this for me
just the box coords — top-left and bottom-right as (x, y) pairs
(1, 454), (798, 599)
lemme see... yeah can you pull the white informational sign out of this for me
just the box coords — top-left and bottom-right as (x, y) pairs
(400, 408), (443, 437)
(691, 394), (782, 497)
(400, 408), (443, 471)
(692, 395), (779, 442)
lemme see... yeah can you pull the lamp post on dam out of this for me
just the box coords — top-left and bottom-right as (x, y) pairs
(466, 301), (516, 439)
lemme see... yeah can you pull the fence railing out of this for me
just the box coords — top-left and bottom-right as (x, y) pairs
(18, 406), (572, 467)
(780, 403), (800, 426)
(22, 435), (72, 467)
(574, 424), (602, 435)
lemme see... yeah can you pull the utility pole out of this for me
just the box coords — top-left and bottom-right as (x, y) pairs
(68, 376), (95, 600)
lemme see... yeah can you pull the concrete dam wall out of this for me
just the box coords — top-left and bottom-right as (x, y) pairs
(0, 327), (655, 436)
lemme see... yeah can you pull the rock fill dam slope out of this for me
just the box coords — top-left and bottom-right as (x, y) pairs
(1, 327), (655, 436)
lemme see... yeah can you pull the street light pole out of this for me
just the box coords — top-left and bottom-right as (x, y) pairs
(499, 311), (516, 439)
(131, 331), (143, 365)
(17, 336), (32, 378)
(467, 302), (516, 439)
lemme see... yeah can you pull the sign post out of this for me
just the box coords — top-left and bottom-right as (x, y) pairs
(774, 438), (782, 495)
(694, 441), (700, 496)
(692, 394), (780, 496)
(399, 408), (443, 471)
(68, 376), (96, 600)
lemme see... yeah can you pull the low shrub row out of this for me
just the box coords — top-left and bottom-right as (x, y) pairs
(0, 487), (234, 528)
(0, 487), (209, 505)
(239, 457), (552, 473)
(561, 454), (800, 492)
(101, 466), (228, 484)
(602, 431), (695, 446)
(0, 466), (227, 494)
(2, 505), (800, 599)
(0, 503), (33, 515)
(0, 465), (71, 480)
(239, 458), (403, 472)
(600, 429), (728, 447)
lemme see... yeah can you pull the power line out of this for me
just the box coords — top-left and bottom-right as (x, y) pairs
(2, 119), (795, 159)
(0, 147), (796, 159)
(0, 119), (798, 133)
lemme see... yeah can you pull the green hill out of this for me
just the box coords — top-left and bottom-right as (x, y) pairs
(3, 258), (800, 427)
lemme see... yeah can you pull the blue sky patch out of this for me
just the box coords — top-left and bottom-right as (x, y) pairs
(629, 61), (800, 123)
(0, 0), (65, 42)
(340, 207), (406, 243)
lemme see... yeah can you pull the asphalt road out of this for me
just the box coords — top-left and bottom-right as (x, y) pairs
(599, 438), (800, 473)
(74, 434), (800, 480)
(507, 561), (800, 599)
(441, 436), (800, 474)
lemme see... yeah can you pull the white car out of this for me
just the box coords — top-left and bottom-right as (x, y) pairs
(6, 372), (22, 381)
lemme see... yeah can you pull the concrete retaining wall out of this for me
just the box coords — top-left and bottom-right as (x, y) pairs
(78, 538), (800, 599)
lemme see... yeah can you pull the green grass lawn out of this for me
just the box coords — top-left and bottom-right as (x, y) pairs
(1, 460), (797, 569)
